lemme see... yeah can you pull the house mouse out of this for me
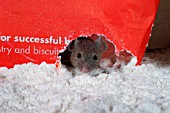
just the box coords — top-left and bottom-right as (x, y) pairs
(59, 34), (132, 74)
(59, 36), (108, 73)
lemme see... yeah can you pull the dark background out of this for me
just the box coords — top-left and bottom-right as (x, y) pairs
(149, 0), (170, 49)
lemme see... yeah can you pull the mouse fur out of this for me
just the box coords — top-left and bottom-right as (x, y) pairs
(59, 36), (108, 73)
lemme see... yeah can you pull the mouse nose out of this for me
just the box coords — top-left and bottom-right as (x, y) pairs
(82, 67), (89, 73)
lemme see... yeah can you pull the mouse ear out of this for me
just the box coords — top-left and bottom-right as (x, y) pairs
(90, 34), (99, 40)
(67, 40), (75, 52)
(95, 36), (108, 52)
(67, 39), (80, 52)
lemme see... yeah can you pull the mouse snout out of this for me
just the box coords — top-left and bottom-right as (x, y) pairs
(81, 67), (89, 73)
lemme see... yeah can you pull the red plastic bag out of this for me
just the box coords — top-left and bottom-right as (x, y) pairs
(0, 0), (159, 68)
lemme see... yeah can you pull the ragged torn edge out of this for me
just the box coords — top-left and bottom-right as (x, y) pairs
(56, 34), (138, 69)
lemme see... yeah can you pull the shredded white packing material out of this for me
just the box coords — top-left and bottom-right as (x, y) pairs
(0, 49), (170, 113)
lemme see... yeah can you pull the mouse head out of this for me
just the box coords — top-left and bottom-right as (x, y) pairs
(68, 36), (108, 73)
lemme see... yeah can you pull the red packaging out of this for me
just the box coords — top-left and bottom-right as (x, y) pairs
(0, 0), (159, 68)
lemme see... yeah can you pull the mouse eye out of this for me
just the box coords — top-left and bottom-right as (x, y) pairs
(93, 55), (98, 60)
(77, 53), (81, 58)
